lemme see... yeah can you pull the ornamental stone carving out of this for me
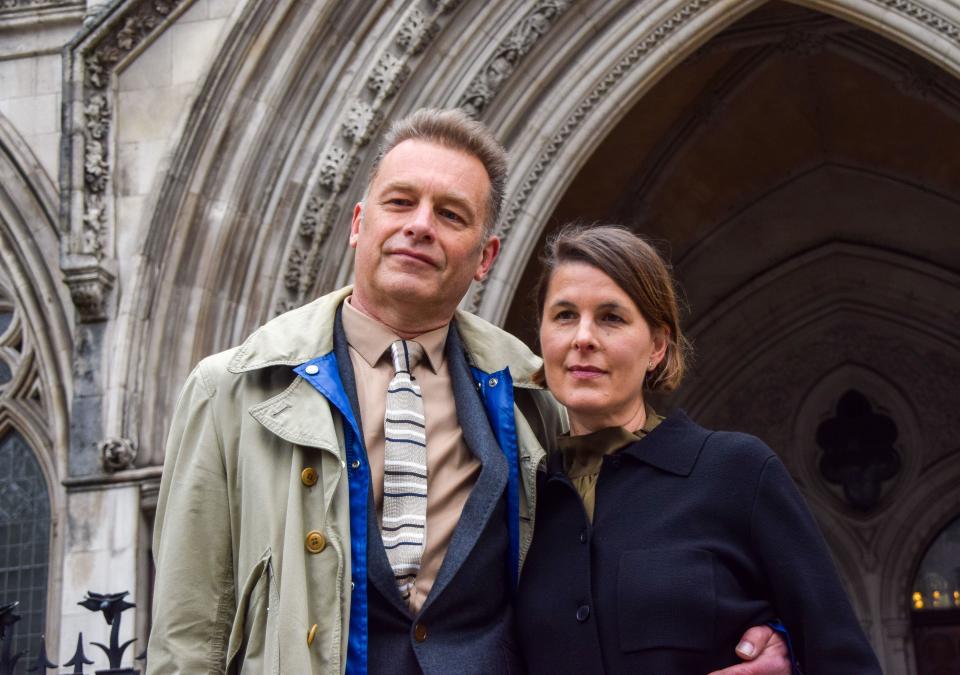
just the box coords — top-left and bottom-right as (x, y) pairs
(458, 0), (573, 118)
(342, 103), (382, 147)
(63, 0), (187, 322)
(98, 437), (137, 472)
(396, 8), (438, 55)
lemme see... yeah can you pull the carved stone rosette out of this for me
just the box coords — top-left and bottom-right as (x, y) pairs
(98, 436), (138, 472)
(62, 0), (188, 322)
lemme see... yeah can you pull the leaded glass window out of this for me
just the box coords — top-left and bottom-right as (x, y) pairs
(0, 430), (50, 667)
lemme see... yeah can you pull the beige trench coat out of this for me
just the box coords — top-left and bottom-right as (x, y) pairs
(147, 286), (557, 674)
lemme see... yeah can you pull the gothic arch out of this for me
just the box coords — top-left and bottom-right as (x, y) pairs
(0, 112), (72, 651)
(104, 0), (960, 460)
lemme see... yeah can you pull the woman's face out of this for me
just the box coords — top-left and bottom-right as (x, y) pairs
(540, 262), (667, 435)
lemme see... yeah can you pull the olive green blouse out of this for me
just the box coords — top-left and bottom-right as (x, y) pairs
(557, 406), (663, 521)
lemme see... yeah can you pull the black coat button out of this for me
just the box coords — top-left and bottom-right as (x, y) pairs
(579, 530), (588, 544)
(576, 605), (590, 622)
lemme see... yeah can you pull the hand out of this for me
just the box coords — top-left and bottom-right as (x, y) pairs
(706, 625), (791, 675)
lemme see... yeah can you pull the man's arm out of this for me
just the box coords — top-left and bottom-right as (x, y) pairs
(147, 363), (235, 674)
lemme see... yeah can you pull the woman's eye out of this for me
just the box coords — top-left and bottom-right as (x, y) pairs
(554, 310), (576, 321)
(603, 313), (625, 323)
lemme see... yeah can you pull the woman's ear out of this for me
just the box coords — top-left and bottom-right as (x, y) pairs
(651, 325), (670, 368)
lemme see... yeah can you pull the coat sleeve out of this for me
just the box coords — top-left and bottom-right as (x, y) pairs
(749, 452), (882, 674)
(148, 362), (235, 674)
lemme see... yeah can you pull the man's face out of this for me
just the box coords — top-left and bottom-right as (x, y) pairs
(349, 139), (500, 330)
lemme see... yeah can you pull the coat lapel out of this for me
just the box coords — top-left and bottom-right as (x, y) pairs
(420, 324), (508, 614)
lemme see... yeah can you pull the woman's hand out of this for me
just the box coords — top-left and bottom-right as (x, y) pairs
(707, 625), (792, 674)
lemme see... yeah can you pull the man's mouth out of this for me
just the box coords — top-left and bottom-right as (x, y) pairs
(388, 248), (438, 267)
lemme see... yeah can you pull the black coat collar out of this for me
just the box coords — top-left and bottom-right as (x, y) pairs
(547, 409), (711, 478)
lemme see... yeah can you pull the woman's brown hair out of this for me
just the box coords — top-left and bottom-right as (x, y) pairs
(534, 223), (691, 392)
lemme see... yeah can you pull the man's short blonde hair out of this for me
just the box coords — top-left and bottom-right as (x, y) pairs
(367, 108), (508, 236)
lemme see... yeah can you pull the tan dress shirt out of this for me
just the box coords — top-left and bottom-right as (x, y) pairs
(341, 298), (482, 614)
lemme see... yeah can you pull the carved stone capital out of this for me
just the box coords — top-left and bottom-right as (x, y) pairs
(98, 436), (137, 472)
(61, 255), (116, 323)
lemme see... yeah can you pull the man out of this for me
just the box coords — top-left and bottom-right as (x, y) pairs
(149, 109), (791, 673)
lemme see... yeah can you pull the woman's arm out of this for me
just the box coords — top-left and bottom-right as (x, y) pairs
(749, 453), (882, 673)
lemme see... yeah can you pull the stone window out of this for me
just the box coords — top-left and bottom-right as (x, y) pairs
(0, 430), (50, 662)
(911, 516), (960, 675)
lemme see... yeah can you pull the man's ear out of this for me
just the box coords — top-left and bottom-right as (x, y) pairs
(349, 202), (363, 248)
(474, 235), (501, 281)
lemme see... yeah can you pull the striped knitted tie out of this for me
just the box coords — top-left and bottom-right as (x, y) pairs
(382, 339), (428, 598)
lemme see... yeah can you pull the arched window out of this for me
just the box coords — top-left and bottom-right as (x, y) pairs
(0, 430), (50, 662)
(912, 516), (960, 674)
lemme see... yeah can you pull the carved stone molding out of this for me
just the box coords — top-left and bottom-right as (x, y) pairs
(458, 0), (574, 118)
(879, 0), (960, 45)
(466, 0), (717, 313)
(61, 255), (116, 322)
(0, 0), (78, 12)
(62, 0), (188, 323)
(98, 436), (137, 472)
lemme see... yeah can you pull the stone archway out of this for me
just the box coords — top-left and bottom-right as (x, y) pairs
(0, 112), (73, 659)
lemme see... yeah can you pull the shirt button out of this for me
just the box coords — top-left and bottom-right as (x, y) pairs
(305, 364), (319, 375)
(307, 623), (318, 646)
(414, 622), (428, 642)
(301, 467), (318, 487)
(305, 530), (326, 553)
(579, 530), (588, 544)
(576, 605), (591, 622)
(350, 459), (361, 470)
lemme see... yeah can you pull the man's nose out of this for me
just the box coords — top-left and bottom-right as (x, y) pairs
(404, 204), (435, 240)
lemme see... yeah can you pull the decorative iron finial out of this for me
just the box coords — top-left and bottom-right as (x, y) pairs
(26, 634), (57, 672)
(78, 591), (137, 673)
(62, 633), (94, 674)
(0, 602), (25, 675)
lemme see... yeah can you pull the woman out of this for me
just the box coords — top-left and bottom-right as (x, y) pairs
(515, 225), (881, 674)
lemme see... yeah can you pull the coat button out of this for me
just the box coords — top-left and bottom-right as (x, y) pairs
(301, 467), (318, 487)
(488, 377), (498, 387)
(305, 530), (326, 553)
(350, 459), (361, 470)
(414, 622), (428, 642)
(307, 623), (318, 646)
(576, 605), (590, 622)
(579, 530), (588, 544)
(305, 364), (319, 375)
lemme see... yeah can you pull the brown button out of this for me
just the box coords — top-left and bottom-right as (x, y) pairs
(307, 623), (318, 646)
(305, 530), (326, 553)
(301, 467), (318, 487)
(414, 622), (427, 643)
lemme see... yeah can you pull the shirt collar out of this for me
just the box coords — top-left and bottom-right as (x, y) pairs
(341, 296), (448, 373)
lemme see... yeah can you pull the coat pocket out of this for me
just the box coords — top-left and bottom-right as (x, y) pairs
(226, 547), (279, 674)
(617, 548), (716, 653)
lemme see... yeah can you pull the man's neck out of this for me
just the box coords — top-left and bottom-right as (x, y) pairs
(348, 293), (451, 339)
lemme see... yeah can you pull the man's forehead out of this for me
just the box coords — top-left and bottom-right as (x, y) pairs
(371, 139), (491, 202)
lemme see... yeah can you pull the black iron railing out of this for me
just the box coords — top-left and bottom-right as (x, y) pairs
(0, 592), (145, 674)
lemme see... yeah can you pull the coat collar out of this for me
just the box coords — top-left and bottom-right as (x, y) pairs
(227, 285), (544, 384)
(618, 409), (711, 477)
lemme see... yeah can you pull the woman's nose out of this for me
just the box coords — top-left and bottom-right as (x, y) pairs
(572, 322), (597, 351)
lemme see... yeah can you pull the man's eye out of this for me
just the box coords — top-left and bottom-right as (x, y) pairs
(387, 198), (412, 207)
(439, 208), (463, 223)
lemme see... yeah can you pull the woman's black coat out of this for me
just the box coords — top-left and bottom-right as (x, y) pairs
(515, 410), (881, 674)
